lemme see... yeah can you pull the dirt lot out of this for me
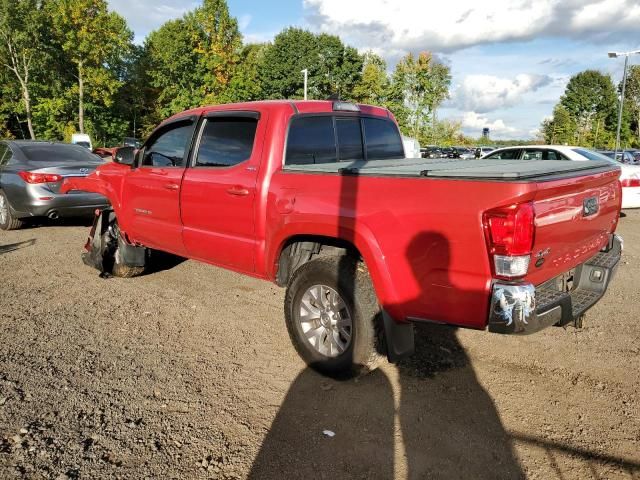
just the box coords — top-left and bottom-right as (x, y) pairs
(1, 212), (639, 480)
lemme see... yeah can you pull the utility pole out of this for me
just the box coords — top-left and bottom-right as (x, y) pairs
(301, 69), (308, 100)
(609, 50), (640, 159)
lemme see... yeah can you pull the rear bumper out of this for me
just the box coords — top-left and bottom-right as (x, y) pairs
(488, 233), (622, 334)
(16, 192), (108, 219)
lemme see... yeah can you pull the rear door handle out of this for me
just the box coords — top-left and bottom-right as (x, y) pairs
(164, 183), (179, 191)
(227, 186), (250, 197)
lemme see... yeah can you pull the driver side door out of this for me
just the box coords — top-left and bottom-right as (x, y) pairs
(121, 117), (196, 256)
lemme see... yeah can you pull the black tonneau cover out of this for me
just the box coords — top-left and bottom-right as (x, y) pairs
(283, 157), (617, 180)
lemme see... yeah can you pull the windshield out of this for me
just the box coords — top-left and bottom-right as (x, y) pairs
(21, 144), (102, 163)
(573, 148), (619, 164)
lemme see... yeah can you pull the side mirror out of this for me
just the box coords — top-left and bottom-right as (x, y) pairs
(114, 146), (136, 166)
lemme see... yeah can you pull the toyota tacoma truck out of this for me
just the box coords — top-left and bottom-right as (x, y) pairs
(62, 100), (623, 375)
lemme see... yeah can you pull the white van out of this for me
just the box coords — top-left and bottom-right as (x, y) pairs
(402, 136), (421, 159)
(71, 133), (92, 150)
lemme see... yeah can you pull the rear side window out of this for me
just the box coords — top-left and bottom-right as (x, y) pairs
(286, 116), (336, 165)
(363, 117), (404, 160)
(336, 118), (364, 161)
(196, 118), (258, 167)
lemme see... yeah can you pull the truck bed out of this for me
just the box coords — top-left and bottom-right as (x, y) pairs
(283, 157), (616, 180)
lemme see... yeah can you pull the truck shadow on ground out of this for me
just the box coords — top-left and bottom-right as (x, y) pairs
(249, 230), (525, 479)
(249, 230), (640, 479)
(249, 322), (525, 479)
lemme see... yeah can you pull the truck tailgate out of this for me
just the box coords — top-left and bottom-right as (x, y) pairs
(526, 168), (621, 286)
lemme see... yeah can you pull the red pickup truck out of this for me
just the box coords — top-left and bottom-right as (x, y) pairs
(62, 100), (623, 375)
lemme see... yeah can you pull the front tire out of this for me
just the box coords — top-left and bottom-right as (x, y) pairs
(284, 256), (384, 376)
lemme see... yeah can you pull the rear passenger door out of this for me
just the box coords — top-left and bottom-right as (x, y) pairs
(180, 111), (265, 272)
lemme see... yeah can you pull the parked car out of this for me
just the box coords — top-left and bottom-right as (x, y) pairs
(93, 147), (116, 161)
(0, 141), (109, 230)
(484, 145), (640, 208)
(62, 101), (622, 375)
(71, 133), (92, 150)
(123, 137), (142, 149)
(475, 146), (495, 158)
(421, 146), (442, 159)
(598, 150), (638, 165)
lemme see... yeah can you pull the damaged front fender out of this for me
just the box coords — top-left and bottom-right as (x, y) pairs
(83, 208), (146, 277)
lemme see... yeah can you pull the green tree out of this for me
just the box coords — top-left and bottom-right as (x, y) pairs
(0, 0), (48, 139)
(48, 0), (133, 134)
(353, 52), (389, 105)
(541, 104), (577, 145)
(189, 0), (242, 104)
(260, 28), (363, 100)
(388, 52), (451, 140)
(559, 70), (618, 146)
(623, 65), (640, 146)
(224, 43), (267, 103)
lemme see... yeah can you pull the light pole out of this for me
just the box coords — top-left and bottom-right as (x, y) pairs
(301, 69), (308, 100)
(608, 50), (640, 158)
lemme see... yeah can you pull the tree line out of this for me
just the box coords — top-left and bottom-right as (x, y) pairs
(1, 0), (457, 147)
(541, 67), (640, 149)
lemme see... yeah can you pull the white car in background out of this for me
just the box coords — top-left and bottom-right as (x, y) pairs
(483, 145), (640, 209)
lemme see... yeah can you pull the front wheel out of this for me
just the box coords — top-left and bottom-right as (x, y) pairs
(284, 256), (384, 377)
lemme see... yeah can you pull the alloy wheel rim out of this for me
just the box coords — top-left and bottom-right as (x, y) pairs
(298, 284), (352, 357)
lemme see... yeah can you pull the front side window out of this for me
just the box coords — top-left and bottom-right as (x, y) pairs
(286, 116), (336, 165)
(142, 122), (193, 167)
(485, 149), (521, 160)
(196, 117), (258, 167)
(362, 117), (404, 160)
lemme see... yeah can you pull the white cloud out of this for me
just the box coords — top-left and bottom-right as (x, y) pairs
(304, 0), (640, 53)
(458, 111), (536, 139)
(452, 74), (552, 113)
(108, 0), (198, 43)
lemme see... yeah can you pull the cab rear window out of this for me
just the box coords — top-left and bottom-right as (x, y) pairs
(285, 115), (402, 165)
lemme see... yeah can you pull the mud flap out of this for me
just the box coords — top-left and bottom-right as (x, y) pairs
(382, 310), (415, 363)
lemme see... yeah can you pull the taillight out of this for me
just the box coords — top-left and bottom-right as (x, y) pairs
(18, 171), (63, 184)
(620, 177), (640, 187)
(483, 202), (535, 279)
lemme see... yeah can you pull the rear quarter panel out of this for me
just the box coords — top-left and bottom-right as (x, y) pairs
(265, 172), (538, 329)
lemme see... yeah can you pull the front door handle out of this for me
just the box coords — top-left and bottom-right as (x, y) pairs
(164, 183), (179, 191)
(227, 186), (250, 197)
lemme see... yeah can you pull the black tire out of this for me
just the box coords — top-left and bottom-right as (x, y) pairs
(284, 256), (384, 377)
(0, 191), (24, 231)
(112, 261), (145, 278)
(103, 216), (146, 278)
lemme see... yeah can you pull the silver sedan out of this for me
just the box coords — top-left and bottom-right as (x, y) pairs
(0, 140), (109, 230)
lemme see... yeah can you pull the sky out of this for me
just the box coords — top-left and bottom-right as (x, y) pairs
(107, 0), (640, 140)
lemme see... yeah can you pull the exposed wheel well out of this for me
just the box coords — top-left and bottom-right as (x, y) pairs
(275, 235), (362, 287)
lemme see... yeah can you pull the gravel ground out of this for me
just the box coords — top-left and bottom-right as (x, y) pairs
(0, 212), (639, 479)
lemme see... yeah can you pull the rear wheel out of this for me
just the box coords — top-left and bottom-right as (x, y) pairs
(284, 256), (384, 377)
(0, 191), (24, 231)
